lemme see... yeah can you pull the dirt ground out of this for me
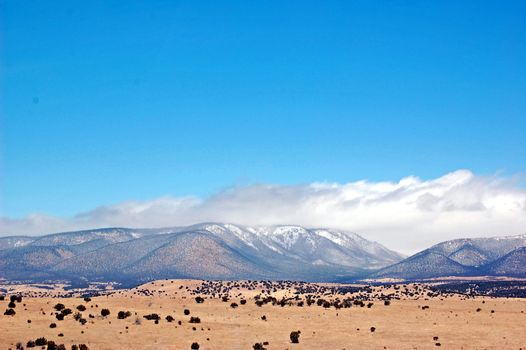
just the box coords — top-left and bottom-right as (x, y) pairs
(1, 280), (525, 350)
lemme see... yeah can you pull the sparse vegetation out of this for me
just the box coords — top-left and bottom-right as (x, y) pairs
(4, 308), (16, 315)
(143, 313), (160, 321)
(189, 316), (201, 323)
(290, 331), (301, 343)
(35, 337), (48, 346)
(46, 341), (59, 350)
(101, 308), (110, 317)
(117, 311), (132, 319)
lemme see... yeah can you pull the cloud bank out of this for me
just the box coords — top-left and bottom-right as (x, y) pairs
(1, 170), (525, 253)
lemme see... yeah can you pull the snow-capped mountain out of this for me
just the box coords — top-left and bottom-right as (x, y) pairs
(184, 223), (403, 268)
(0, 223), (403, 283)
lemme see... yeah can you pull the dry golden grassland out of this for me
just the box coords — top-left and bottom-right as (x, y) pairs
(1, 280), (525, 350)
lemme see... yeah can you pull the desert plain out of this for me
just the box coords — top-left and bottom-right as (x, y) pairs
(1, 279), (525, 350)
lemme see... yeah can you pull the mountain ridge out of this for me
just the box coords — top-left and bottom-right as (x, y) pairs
(371, 233), (526, 280)
(2, 225), (524, 283)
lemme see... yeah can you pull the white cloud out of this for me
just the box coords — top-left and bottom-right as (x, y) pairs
(1, 169), (525, 254)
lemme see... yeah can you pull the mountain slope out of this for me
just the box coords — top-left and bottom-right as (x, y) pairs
(0, 245), (76, 280)
(51, 234), (175, 277)
(371, 234), (526, 280)
(482, 247), (526, 277)
(372, 251), (475, 279)
(122, 232), (273, 280)
(447, 244), (490, 266)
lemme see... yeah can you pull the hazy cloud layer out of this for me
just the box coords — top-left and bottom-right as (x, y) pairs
(1, 170), (525, 253)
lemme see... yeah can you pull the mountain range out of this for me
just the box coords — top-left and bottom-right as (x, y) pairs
(0, 223), (524, 284)
(0, 223), (403, 284)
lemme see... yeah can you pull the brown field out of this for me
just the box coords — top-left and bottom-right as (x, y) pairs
(1, 280), (525, 350)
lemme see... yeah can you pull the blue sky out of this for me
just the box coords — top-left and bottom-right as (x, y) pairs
(1, 0), (525, 219)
